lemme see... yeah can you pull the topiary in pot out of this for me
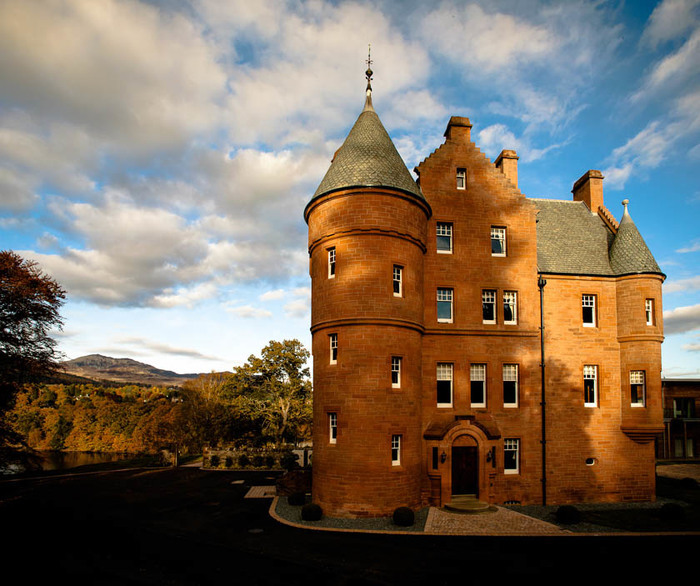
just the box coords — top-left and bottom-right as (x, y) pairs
(301, 502), (323, 521)
(392, 506), (415, 527)
(287, 492), (306, 506)
(555, 504), (581, 524)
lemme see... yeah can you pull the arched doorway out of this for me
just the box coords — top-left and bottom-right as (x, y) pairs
(451, 435), (478, 496)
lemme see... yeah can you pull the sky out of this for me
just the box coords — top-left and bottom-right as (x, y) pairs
(0, 0), (698, 378)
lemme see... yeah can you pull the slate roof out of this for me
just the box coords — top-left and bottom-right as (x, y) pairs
(311, 93), (425, 203)
(534, 199), (663, 277)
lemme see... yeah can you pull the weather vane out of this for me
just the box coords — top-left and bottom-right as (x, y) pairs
(365, 44), (373, 89)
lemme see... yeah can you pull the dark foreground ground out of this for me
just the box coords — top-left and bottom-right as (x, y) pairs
(2, 464), (698, 585)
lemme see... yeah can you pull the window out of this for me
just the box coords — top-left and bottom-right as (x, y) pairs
(328, 247), (336, 278)
(329, 413), (337, 444)
(391, 356), (401, 388)
(470, 363), (486, 408)
(645, 299), (655, 326)
(673, 398), (695, 418)
(393, 265), (403, 297)
(329, 333), (338, 365)
(582, 294), (596, 327)
(630, 371), (646, 407)
(391, 435), (401, 466)
(583, 365), (598, 407)
(437, 222), (453, 253)
(482, 290), (496, 324)
(437, 288), (453, 323)
(503, 291), (517, 324)
(456, 168), (466, 190)
(504, 438), (519, 474)
(503, 364), (518, 407)
(491, 227), (506, 256)
(437, 363), (453, 407)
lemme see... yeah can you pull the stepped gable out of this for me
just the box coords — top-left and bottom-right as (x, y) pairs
(609, 199), (664, 276)
(310, 85), (424, 204)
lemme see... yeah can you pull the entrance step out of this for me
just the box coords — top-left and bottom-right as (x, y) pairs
(444, 495), (495, 514)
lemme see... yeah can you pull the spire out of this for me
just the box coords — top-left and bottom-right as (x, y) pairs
(609, 199), (664, 276)
(309, 53), (424, 203)
(364, 44), (374, 112)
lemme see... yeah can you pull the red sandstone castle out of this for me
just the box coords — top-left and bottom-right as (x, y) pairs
(304, 70), (665, 518)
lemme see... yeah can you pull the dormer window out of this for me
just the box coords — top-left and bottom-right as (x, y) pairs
(456, 168), (466, 190)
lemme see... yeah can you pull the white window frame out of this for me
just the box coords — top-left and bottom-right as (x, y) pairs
(391, 435), (401, 466)
(436, 222), (453, 254)
(503, 291), (517, 325)
(329, 412), (337, 444)
(491, 226), (506, 257)
(582, 294), (596, 327)
(482, 290), (496, 324)
(328, 247), (336, 279)
(393, 265), (403, 297)
(437, 363), (453, 408)
(504, 438), (520, 474)
(329, 333), (338, 365)
(391, 356), (401, 388)
(583, 365), (598, 407)
(503, 364), (518, 408)
(630, 370), (646, 407)
(456, 168), (466, 190)
(437, 288), (453, 323)
(645, 299), (654, 326)
(470, 363), (486, 408)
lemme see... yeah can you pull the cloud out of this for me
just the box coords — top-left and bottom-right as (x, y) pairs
(476, 123), (564, 163)
(642, 0), (700, 47)
(260, 289), (286, 301)
(116, 336), (222, 361)
(664, 275), (700, 293)
(664, 303), (700, 334)
(683, 342), (700, 352)
(676, 241), (700, 253)
(226, 305), (273, 319)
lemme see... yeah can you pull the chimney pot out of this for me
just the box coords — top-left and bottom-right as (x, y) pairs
(572, 170), (604, 212)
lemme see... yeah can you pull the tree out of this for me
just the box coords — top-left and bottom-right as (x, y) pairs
(0, 251), (65, 469)
(227, 339), (312, 446)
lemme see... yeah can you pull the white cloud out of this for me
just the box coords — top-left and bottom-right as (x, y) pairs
(664, 303), (700, 334)
(116, 336), (222, 361)
(642, 0), (700, 47)
(676, 241), (700, 253)
(683, 342), (700, 352)
(664, 275), (700, 293)
(226, 305), (273, 319)
(260, 289), (286, 301)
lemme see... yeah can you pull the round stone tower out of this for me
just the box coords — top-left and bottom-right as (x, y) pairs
(304, 66), (431, 517)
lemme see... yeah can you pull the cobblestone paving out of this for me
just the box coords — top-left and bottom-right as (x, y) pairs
(424, 506), (569, 536)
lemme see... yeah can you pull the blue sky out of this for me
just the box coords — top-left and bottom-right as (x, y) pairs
(0, 0), (698, 378)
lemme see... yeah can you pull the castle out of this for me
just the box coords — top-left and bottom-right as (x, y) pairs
(304, 68), (665, 518)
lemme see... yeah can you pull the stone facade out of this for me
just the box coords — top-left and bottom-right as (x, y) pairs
(305, 88), (665, 518)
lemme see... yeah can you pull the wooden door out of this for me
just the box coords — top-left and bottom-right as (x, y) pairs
(451, 446), (478, 496)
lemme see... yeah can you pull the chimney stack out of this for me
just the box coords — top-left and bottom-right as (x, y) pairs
(444, 116), (472, 142)
(495, 149), (519, 189)
(572, 170), (604, 212)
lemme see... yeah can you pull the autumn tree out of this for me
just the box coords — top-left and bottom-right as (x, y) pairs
(0, 251), (65, 468)
(227, 339), (312, 446)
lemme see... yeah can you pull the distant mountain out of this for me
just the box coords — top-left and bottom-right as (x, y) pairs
(60, 354), (201, 387)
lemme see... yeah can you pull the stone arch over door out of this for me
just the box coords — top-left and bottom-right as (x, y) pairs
(424, 416), (501, 505)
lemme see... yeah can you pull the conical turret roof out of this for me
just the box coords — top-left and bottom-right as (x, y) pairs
(609, 199), (663, 276)
(311, 85), (424, 203)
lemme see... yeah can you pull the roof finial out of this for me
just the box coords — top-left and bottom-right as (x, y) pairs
(363, 44), (374, 112)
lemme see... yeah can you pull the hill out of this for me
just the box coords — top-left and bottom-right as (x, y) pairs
(60, 354), (201, 387)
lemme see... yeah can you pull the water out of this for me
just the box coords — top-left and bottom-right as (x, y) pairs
(35, 451), (137, 471)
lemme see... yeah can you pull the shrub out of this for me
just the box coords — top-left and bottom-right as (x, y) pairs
(660, 502), (684, 521)
(209, 455), (220, 468)
(287, 492), (306, 506)
(301, 503), (323, 521)
(392, 506), (415, 527)
(680, 477), (697, 490)
(265, 455), (275, 468)
(238, 454), (250, 468)
(281, 452), (300, 470)
(252, 455), (265, 468)
(224, 456), (233, 468)
(555, 505), (581, 524)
